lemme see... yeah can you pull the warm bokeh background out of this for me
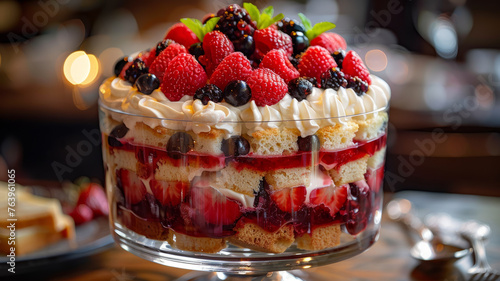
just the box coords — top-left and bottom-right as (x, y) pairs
(0, 0), (499, 195)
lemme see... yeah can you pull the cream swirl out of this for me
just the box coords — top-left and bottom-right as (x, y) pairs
(100, 75), (390, 137)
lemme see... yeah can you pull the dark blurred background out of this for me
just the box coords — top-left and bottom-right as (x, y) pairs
(0, 0), (499, 195)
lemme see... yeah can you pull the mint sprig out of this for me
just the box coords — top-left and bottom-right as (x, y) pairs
(298, 13), (336, 41)
(180, 17), (220, 42)
(243, 3), (284, 30)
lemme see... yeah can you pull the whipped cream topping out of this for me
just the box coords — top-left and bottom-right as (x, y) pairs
(99, 75), (390, 137)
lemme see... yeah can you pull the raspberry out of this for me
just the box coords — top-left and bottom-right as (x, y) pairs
(139, 48), (156, 67)
(164, 23), (200, 49)
(210, 52), (252, 90)
(298, 46), (337, 83)
(254, 27), (293, 59)
(247, 68), (287, 106)
(161, 53), (207, 101)
(149, 43), (188, 81)
(310, 32), (347, 54)
(260, 49), (299, 83)
(199, 31), (234, 77)
(342, 50), (372, 85)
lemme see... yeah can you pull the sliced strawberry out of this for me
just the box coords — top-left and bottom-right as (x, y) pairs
(309, 184), (348, 217)
(164, 22), (200, 49)
(189, 185), (241, 225)
(117, 169), (147, 204)
(271, 186), (306, 213)
(150, 179), (188, 206)
(76, 183), (109, 216)
(70, 204), (94, 225)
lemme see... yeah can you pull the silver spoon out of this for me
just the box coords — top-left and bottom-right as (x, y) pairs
(387, 199), (472, 265)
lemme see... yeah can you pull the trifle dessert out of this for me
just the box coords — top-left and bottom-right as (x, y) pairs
(99, 3), (390, 254)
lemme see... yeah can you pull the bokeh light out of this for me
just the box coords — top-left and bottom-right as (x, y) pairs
(365, 49), (388, 72)
(0, 0), (21, 32)
(63, 51), (100, 86)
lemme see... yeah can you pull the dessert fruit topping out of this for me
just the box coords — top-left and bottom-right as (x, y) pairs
(297, 135), (321, 152)
(199, 31), (235, 76)
(298, 46), (337, 84)
(288, 77), (314, 101)
(117, 168), (147, 205)
(149, 43), (188, 81)
(108, 123), (129, 147)
(114, 56), (129, 76)
(271, 186), (306, 212)
(342, 50), (372, 85)
(331, 49), (346, 69)
(320, 67), (348, 91)
(347, 77), (369, 96)
(160, 53), (207, 101)
(297, 13), (336, 42)
(210, 52), (253, 90)
(309, 184), (348, 217)
(223, 80), (252, 107)
(164, 22), (200, 49)
(124, 58), (149, 84)
(194, 84), (224, 105)
(135, 73), (160, 95)
(247, 68), (287, 106)
(189, 185), (242, 225)
(150, 179), (188, 206)
(221, 136), (250, 157)
(310, 32), (347, 54)
(260, 49), (299, 83)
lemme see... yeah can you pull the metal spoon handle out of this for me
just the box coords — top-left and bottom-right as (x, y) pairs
(387, 199), (434, 241)
(461, 221), (492, 270)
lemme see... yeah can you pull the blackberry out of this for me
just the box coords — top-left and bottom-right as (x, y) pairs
(290, 53), (302, 69)
(194, 84), (223, 105)
(277, 18), (305, 35)
(321, 68), (347, 90)
(189, 42), (204, 61)
(332, 49), (346, 69)
(215, 4), (256, 43)
(156, 39), (176, 56)
(288, 77), (313, 101)
(290, 31), (309, 55)
(347, 77), (369, 96)
(114, 57), (129, 76)
(124, 58), (148, 84)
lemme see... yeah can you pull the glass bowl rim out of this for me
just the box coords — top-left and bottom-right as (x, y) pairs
(98, 99), (389, 124)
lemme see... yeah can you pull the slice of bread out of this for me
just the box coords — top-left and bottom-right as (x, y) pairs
(167, 229), (227, 253)
(249, 128), (300, 155)
(295, 224), (341, 251)
(328, 155), (369, 185)
(228, 221), (295, 253)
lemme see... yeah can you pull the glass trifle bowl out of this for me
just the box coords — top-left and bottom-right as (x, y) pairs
(98, 3), (390, 279)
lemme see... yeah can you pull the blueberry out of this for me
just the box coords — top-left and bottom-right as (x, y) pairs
(221, 136), (250, 157)
(166, 132), (194, 159)
(124, 58), (148, 84)
(135, 74), (160, 95)
(347, 77), (369, 96)
(114, 57), (129, 76)
(297, 135), (320, 152)
(110, 123), (129, 138)
(223, 80), (252, 107)
(290, 31), (309, 55)
(156, 39), (176, 56)
(288, 77), (313, 101)
(189, 42), (204, 61)
(332, 49), (346, 69)
(321, 68), (347, 91)
(108, 136), (122, 147)
(194, 84), (223, 105)
(233, 35), (255, 57)
(277, 18), (305, 35)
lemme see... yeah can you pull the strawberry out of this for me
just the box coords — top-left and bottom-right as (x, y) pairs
(247, 68), (288, 106)
(309, 184), (348, 217)
(161, 53), (208, 101)
(164, 22), (200, 49)
(310, 32), (347, 53)
(271, 186), (306, 212)
(254, 27), (293, 58)
(150, 179), (188, 206)
(298, 46), (337, 83)
(117, 169), (147, 204)
(199, 31), (234, 77)
(209, 52), (252, 90)
(76, 183), (109, 216)
(189, 185), (241, 225)
(260, 49), (299, 83)
(149, 43), (188, 81)
(342, 50), (372, 85)
(70, 204), (94, 225)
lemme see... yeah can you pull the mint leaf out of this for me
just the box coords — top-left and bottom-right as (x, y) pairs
(298, 13), (335, 41)
(244, 3), (283, 30)
(298, 13), (312, 31)
(181, 17), (220, 42)
(243, 3), (260, 24)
